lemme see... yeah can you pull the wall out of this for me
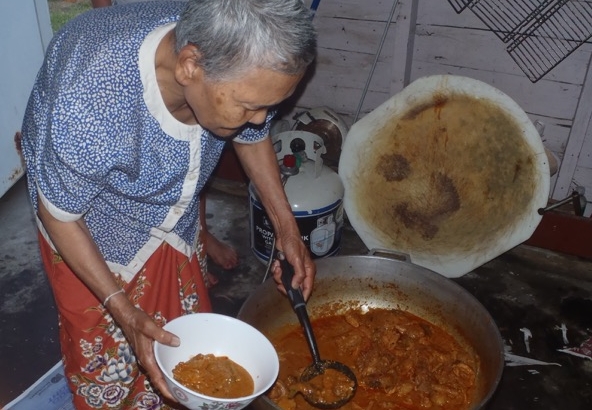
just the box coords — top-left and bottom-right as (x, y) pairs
(293, 0), (592, 215)
(0, 0), (53, 198)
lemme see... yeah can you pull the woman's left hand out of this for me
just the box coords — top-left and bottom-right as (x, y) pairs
(232, 138), (316, 299)
(272, 228), (316, 300)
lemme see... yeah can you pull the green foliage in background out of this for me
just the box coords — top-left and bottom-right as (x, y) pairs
(48, 0), (92, 32)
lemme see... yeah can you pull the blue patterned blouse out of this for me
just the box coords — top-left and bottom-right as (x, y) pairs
(21, 2), (273, 282)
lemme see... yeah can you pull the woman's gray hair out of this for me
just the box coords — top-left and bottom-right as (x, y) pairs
(175, 0), (316, 81)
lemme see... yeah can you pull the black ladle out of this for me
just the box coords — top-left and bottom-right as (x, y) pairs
(277, 253), (357, 409)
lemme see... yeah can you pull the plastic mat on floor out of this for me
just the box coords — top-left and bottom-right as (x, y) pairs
(3, 361), (73, 410)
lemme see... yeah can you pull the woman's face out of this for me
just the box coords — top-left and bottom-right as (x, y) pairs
(184, 67), (303, 138)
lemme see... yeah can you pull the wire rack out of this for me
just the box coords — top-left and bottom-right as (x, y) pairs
(447, 0), (592, 82)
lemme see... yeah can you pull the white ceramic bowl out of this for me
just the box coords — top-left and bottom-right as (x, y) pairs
(154, 313), (279, 410)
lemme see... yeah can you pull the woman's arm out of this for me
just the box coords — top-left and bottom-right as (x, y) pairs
(37, 199), (178, 401)
(232, 138), (316, 299)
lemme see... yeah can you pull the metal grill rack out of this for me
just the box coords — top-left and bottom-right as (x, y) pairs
(447, 0), (592, 82)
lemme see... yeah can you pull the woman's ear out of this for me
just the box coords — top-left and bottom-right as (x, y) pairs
(176, 44), (204, 85)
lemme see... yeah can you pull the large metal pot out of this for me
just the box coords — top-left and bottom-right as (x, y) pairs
(237, 254), (504, 410)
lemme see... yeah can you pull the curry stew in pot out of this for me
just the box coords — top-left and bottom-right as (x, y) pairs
(267, 308), (480, 410)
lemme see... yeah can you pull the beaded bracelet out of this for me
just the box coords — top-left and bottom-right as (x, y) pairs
(103, 289), (125, 306)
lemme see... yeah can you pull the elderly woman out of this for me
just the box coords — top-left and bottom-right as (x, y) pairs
(20, 1), (316, 408)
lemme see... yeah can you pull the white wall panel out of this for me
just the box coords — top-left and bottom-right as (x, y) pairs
(0, 0), (52, 198)
(293, 0), (592, 210)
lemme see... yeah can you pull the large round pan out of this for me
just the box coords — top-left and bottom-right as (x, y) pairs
(237, 254), (504, 410)
(339, 75), (550, 278)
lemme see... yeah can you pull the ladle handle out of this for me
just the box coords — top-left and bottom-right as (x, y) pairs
(278, 254), (322, 364)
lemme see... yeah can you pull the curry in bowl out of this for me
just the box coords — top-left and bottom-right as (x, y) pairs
(173, 353), (254, 399)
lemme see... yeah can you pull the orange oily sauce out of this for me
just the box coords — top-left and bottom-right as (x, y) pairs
(268, 308), (480, 410)
(172, 353), (254, 399)
(293, 368), (355, 405)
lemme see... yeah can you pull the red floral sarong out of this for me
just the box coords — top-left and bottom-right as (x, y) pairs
(39, 232), (211, 409)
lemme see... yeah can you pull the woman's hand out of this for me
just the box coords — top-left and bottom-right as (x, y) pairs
(272, 227), (316, 300)
(37, 200), (179, 400)
(108, 295), (180, 402)
(233, 138), (317, 300)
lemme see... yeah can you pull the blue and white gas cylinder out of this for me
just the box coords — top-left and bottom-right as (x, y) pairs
(249, 130), (345, 263)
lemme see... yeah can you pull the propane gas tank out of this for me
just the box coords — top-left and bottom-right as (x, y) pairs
(249, 131), (345, 264)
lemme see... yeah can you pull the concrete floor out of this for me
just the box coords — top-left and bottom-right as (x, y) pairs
(1, 176), (592, 409)
(0, 178), (60, 405)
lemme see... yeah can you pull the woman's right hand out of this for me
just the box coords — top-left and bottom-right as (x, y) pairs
(108, 294), (180, 402)
(37, 201), (180, 401)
